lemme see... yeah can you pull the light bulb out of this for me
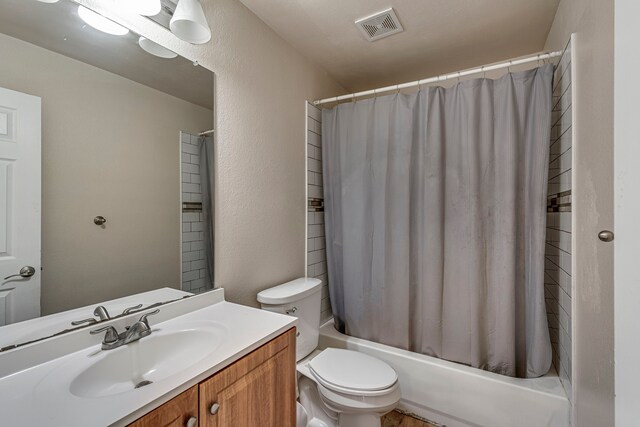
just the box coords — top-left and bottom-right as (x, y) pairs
(170, 0), (211, 45)
(138, 37), (178, 59)
(78, 6), (129, 36)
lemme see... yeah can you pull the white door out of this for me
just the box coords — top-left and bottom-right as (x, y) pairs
(615, 0), (640, 424)
(0, 87), (41, 326)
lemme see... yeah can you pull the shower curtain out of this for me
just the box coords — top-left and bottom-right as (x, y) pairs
(322, 65), (553, 378)
(199, 135), (214, 290)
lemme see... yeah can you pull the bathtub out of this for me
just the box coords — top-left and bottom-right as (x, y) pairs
(318, 320), (570, 427)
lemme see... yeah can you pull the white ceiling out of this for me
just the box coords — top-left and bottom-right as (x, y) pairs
(239, 0), (561, 92)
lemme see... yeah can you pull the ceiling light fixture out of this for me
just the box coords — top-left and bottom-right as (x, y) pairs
(170, 0), (211, 45)
(125, 0), (162, 17)
(37, 0), (60, 3)
(138, 37), (178, 59)
(78, 5), (129, 36)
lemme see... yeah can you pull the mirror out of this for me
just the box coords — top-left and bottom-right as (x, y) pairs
(0, 0), (214, 349)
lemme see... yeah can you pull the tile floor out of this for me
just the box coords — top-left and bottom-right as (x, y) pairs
(381, 410), (440, 427)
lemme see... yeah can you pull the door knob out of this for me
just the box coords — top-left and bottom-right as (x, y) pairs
(4, 266), (36, 280)
(598, 230), (614, 242)
(210, 402), (220, 415)
(186, 416), (197, 427)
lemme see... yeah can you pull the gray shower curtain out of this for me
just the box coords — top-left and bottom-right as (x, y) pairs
(199, 135), (214, 290)
(322, 65), (553, 378)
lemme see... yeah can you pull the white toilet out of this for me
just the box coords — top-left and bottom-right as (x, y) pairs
(258, 278), (401, 427)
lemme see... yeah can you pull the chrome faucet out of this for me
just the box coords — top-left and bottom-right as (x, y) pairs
(90, 309), (160, 350)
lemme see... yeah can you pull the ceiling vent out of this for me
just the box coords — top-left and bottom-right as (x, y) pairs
(355, 8), (403, 42)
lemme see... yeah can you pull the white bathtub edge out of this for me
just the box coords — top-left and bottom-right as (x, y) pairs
(318, 320), (570, 427)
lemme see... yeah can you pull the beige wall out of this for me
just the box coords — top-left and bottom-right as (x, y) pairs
(75, 0), (345, 308)
(544, 0), (615, 425)
(203, 0), (344, 306)
(0, 33), (213, 314)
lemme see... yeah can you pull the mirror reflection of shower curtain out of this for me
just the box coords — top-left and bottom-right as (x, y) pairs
(199, 135), (214, 289)
(322, 65), (554, 378)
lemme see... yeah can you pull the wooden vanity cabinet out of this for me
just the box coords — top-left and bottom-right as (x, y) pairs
(127, 328), (296, 427)
(128, 386), (199, 427)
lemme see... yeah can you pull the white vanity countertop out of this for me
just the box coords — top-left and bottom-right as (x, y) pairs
(0, 301), (297, 427)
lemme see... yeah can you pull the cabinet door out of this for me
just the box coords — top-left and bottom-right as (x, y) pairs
(128, 385), (199, 427)
(199, 328), (296, 427)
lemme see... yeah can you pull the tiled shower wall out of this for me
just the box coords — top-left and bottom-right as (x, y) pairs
(545, 39), (573, 399)
(181, 131), (208, 293)
(306, 103), (332, 322)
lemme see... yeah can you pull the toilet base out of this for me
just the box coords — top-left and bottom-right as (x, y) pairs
(298, 375), (393, 427)
(338, 413), (381, 427)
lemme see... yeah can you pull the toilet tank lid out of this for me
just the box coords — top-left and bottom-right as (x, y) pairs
(257, 278), (322, 305)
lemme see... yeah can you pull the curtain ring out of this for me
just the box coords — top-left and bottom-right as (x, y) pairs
(508, 60), (513, 73)
(352, 93), (356, 103)
(481, 66), (486, 79)
(396, 84), (400, 95)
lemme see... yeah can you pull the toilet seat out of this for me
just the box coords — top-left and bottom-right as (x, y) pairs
(316, 379), (401, 413)
(308, 348), (398, 397)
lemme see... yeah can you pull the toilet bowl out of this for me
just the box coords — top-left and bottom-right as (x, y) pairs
(257, 278), (400, 427)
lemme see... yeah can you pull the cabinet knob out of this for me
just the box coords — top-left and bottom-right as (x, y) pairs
(186, 416), (197, 427)
(210, 402), (220, 415)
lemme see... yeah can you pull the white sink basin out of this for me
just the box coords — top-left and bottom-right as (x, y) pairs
(6, 299), (298, 427)
(40, 321), (226, 399)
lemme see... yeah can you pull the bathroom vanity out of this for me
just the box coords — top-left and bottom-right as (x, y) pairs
(0, 290), (297, 427)
(129, 328), (295, 427)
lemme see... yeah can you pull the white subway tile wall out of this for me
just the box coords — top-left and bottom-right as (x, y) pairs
(181, 132), (208, 294)
(545, 39), (573, 400)
(306, 103), (332, 322)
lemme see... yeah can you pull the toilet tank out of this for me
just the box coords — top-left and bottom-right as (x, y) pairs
(257, 278), (322, 361)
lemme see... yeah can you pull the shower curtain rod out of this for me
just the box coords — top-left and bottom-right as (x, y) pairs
(313, 51), (563, 106)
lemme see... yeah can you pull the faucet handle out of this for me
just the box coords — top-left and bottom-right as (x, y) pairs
(71, 317), (98, 326)
(93, 305), (111, 321)
(90, 326), (119, 344)
(122, 304), (143, 315)
(138, 309), (160, 327)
